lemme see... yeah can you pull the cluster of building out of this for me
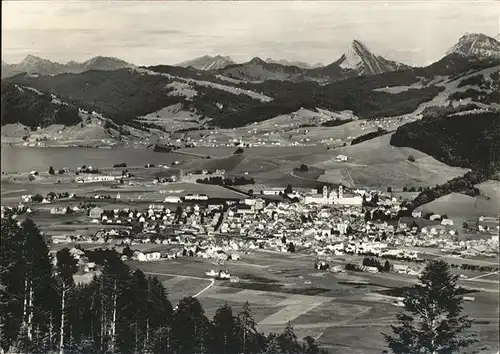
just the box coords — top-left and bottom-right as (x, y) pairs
(6, 176), (499, 274)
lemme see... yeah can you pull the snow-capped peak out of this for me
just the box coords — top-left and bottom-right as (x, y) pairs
(446, 33), (500, 59)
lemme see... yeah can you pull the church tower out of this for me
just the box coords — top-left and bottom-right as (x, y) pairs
(322, 185), (328, 203)
(338, 185), (343, 201)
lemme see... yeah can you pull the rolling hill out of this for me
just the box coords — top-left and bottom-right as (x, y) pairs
(311, 135), (469, 189)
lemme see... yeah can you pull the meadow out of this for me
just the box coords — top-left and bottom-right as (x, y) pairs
(129, 250), (499, 354)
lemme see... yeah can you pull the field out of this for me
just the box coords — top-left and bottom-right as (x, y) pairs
(312, 135), (469, 189)
(129, 250), (499, 354)
(416, 190), (499, 219)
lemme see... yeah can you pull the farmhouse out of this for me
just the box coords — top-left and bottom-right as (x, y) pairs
(335, 154), (348, 162)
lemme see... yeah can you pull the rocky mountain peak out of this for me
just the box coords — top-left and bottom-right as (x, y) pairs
(249, 57), (266, 65)
(334, 39), (409, 76)
(177, 55), (235, 71)
(446, 33), (500, 59)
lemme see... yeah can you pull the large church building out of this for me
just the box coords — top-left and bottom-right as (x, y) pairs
(304, 185), (362, 206)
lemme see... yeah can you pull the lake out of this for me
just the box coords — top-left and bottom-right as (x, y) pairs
(1, 147), (192, 173)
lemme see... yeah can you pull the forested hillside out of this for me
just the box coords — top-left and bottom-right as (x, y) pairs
(1, 83), (81, 128)
(3, 55), (499, 129)
(0, 216), (326, 354)
(2, 70), (185, 124)
(390, 110), (500, 171)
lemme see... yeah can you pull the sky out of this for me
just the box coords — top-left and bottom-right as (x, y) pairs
(2, 1), (499, 67)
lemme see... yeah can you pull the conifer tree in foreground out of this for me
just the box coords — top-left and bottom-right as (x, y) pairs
(238, 301), (266, 354)
(383, 260), (478, 354)
(1, 217), (327, 354)
(54, 248), (78, 354)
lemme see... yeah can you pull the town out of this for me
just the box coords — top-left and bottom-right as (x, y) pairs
(4, 168), (498, 275)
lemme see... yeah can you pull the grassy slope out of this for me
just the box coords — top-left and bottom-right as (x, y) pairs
(416, 180), (500, 218)
(312, 135), (469, 189)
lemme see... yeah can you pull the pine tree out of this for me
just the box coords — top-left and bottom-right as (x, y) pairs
(54, 248), (78, 354)
(383, 260), (391, 272)
(146, 277), (173, 353)
(383, 260), (478, 353)
(0, 218), (26, 352)
(238, 301), (266, 354)
(172, 296), (211, 353)
(210, 304), (242, 354)
(1, 218), (54, 354)
(22, 219), (54, 350)
(277, 322), (300, 354)
(302, 336), (320, 354)
(264, 333), (284, 354)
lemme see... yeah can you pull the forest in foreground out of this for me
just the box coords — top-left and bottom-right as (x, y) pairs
(0, 215), (325, 354)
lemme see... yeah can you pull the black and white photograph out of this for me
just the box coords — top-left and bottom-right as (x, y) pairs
(1, 1), (499, 353)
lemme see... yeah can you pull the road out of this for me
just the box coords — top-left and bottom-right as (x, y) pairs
(289, 172), (321, 183)
(176, 150), (211, 159)
(466, 271), (499, 281)
(144, 271), (215, 298)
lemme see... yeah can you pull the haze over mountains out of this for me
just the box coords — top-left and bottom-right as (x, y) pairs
(177, 56), (324, 71)
(2, 33), (499, 82)
(1, 55), (135, 78)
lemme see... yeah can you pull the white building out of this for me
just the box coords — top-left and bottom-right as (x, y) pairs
(304, 186), (362, 206)
(262, 188), (283, 196)
(76, 175), (116, 183)
(184, 194), (209, 201)
(164, 196), (181, 203)
(335, 154), (348, 162)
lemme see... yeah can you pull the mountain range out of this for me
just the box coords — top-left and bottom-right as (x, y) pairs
(264, 58), (324, 69)
(2, 33), (499, 82)
(1, 55), (135, 78)
(177, 55), (324, 71)
(177, 40), (411, 81)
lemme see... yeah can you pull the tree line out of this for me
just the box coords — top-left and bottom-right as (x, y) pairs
(405, 169), (489, 211)
(390, 111), (500, 171)
(1, 216), (326, 354)
(1, 83), (81, 128)
(351, 128), (389, 145)
(196, 176), (255, 186)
